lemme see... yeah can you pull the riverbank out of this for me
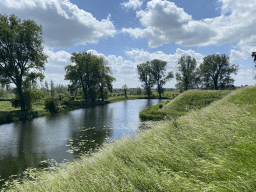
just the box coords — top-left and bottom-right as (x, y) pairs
(2, 86), (256, 191)
(139, 90), (232, 120)
(0, 93), (177, 125)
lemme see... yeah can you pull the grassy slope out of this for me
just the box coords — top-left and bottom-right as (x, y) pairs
(3, 86), (256, 191)
(140, 90), (231, 120)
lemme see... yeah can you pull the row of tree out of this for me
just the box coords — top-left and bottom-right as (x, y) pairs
(0, 13), (244, 111)
(137, 60), (173, 98)
(137, 54), (239, 97)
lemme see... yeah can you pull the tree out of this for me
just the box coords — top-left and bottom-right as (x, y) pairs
(137, 61), (155, 98)
(0, 14), (47, 110)
(65, 51), (115, 103)
(50, 79), (55, 96)
(151, 59), (174, 98)
(122, 84), (128, 98)
(175, 56), (199, 92)
(198, 54), (239, 90)
(97, 57), (116, 102)
(136, 87), (142, 95)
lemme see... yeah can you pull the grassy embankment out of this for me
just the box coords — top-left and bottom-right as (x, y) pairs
(139, 90), (231, 120)
(2, 86), (256, 191)
(0, 91), (176, 125)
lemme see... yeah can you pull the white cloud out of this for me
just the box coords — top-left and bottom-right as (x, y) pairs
(121, 0), (143, 10)
(125, 48), (205, 69)
(0, 0), (117, 48)
(122, 0), (256, 50)
(122, 0), (216, 47)
(231, 68), (255, 86)
(41, 48), (71, 85)
(230, 46), (256, 62)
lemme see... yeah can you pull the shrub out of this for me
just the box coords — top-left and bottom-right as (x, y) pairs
(56, 94), (65, 102)
(10, 91), (32, 110)
(61, 97), (71, 105)
(44, 96), (59, 114)
(159, 104), (163, 109)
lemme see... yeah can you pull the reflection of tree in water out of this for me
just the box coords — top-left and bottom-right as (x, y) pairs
(67, 105), (114, 159)
(0, 120), (48, 189)
(138, 122), (152, 131)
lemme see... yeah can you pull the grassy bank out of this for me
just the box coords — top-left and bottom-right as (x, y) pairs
(0, 94), (171, 125)
(2, 85), (256, 191)
(139, 90), (231, 120)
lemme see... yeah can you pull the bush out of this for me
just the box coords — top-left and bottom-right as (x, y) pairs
(10, 91), (32, 110)
(56, 94), (65, 101)
(44, 96), (59, 114)
(159, 104), (163, 109)
(61, 97), (71, 105)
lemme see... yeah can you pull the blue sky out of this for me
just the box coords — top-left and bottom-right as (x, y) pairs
(1, 0), (256, 88)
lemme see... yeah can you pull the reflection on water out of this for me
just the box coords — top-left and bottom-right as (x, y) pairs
(0, 99), (165, 187)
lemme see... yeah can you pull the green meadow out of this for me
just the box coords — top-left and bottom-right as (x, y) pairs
(2, 86), (256, 191)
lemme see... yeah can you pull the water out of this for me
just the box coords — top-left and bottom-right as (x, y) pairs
(0, 99), (165, 187)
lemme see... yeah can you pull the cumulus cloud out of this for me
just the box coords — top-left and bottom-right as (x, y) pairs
(125, 48), (205, 69)
(121, 0), (256, 50)
(121, 0), (143, 10)
(122, 0), (216, 47)
(41, 48), (71, 85)
(230, 46), (256, 62)
(231, 68), (256, 86)
(0, 0), (117, 48)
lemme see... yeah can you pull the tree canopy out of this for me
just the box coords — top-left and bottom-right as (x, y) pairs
(122, 84), (128, 98)
(175, 56), (199, 92)
(151, 59), (174, 98)
(0, 14), (48, 110)
(199, 54), (239, 90)
(137, 61), (155, 98)
(65, 51), (115, 102)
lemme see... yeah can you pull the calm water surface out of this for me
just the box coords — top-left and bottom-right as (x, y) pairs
(0, 99), (165, 187)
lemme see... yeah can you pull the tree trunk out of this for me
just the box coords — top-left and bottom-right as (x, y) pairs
(158, 84), (161, 99)
(17, 85), (26, 111)
(124, 89), (127, 98)
(100, 86), (104, 102)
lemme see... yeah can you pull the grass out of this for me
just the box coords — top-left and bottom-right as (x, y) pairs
(2, 85), (256, 191)
(140, 89), (231, 120)
(0, 94), (169, 125)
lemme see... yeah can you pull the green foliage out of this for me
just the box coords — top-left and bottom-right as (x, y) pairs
(56, 93), (65, 102)
(122, 84), (128, 98)
(44, 96), (59, 114)
(140, 89), (231, 120)
(65, 51), (115, 103)
(198, 54), (239, 90)
(137, 61), (155, 98)
(151, 59), (174, 98)
(0, 14), (48, 111)
(175, 55), (199, 92)
(10, 89), (44, 110)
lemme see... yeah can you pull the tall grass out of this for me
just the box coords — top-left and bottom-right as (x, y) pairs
(140, 89), (231, 120)
(2, 86), (256, 191)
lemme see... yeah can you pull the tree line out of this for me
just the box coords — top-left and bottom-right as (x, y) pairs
(0, 14), (116, 111)
(137, 54), (239, 97)
(0, 14), (243, 112)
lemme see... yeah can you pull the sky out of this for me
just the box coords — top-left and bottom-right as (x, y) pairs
(0, 0), (256, 88)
